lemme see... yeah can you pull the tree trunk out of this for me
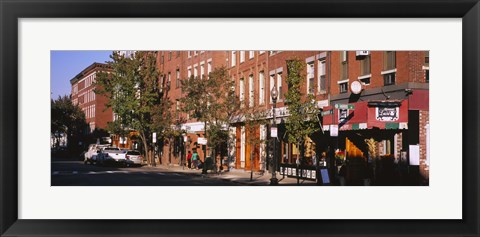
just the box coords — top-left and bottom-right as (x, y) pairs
(139, 132), (153, 166)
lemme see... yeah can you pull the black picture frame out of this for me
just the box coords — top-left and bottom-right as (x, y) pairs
(1, 0), (479, 236)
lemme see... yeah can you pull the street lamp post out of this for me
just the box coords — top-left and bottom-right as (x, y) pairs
(270, 86), (279, 185)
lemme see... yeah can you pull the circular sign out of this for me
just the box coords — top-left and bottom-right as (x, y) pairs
(350, 80), (363, 94)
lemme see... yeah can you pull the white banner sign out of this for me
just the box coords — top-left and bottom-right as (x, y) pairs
(198, 137), (207, 145)
(409, 145), (420, 165)
(271, 127), (278, 138)
(152, 132), (157, 143)
(330, 125), (338, 137)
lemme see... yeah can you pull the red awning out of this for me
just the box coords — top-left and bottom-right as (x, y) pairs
(322, 100), (409, 131)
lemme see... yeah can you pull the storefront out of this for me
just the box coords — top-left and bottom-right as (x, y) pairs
(322, 100), (411, 185)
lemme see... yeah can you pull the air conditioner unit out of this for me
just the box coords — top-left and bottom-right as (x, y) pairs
(356, 51), (370, 56)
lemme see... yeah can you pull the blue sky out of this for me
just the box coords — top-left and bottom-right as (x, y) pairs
(50, 51), (113, 99)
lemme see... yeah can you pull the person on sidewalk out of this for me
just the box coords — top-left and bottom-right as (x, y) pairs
(186, 151), (192, 169)
(192, 151), (199, 170)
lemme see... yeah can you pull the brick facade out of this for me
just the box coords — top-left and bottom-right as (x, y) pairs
(70, 63), (113, 133)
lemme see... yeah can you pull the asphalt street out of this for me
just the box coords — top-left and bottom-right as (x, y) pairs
(51, 161), (241, 186)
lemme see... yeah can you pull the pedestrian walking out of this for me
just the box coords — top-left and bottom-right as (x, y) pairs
(192, 150), (199, 169)
(186, 151), (192, 169)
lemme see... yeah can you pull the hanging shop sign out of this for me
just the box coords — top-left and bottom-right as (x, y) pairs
(270, 127), (278, 138)
(338, 109), (349, 123)
(197, 137), (207, 145)
(376, 107), (399, 121)
(350, 80), (363, 94)
(330, 125), (338, 137)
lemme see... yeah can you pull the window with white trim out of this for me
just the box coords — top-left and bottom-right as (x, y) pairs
(194, 66), (198, 78)
(384, 73), (396, 86)
(383, 51), (396, 71)
(207, 61), (212, 76)
(307, 62), (315, 94)
(249, 74), (254, 107)
(200, 62), (205, 79)
(240, 51), (245, 63)
(339, 81), (348, 94)
(277, 73), (283, 100)
(176, 69), (180, 88)
(318, 59), (326, 93)
(249, 51), (254, 59)
(259, 71), (265, 105)
(270, 74), (275, 103)
(239, 78), (245, 106)
(340, 51), (348, 80)
(231, 51), (236, 67)
(168, 72), (171, 88)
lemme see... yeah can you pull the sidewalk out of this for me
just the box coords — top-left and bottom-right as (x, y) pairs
(154, 164), (319, 186)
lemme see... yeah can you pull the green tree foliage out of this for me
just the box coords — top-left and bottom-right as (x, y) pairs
(95, 51), (173, 166)
(179, 66), (241, 166)
(51, 95), (87, 153)
(284, 59), (320, 164)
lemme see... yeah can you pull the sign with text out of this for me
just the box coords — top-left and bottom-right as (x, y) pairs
(321, 109), (333, 116)
(338, 109), (349, 123)
(197, 137), (208, 145)
(330, 125), (338, 137)
(376, 107), (399, 121)
(152, 132), (157, 143)
(271, 127), (278, 138)
(335, 104), (355, 110)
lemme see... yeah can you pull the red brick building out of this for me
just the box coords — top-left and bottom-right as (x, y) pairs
(77, 51), (429, 184)
(70, 62), (113, 135)
(156, 51), (229, 166)
(321, 51), (429, 184)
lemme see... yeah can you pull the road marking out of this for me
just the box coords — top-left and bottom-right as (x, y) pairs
(72, 171), (78, 174)
(157, 173), (166, 175)
(172, 173), (182, 176)
(107, 171), (114, 174)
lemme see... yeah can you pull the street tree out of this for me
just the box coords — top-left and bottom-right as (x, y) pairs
(51, 95), (87, 154)
(179, 66), (241, 172)
(95, 51), (173, 166)
(284, 59), (320, 165)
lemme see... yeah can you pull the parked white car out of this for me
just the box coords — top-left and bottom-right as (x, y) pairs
(84, 144), (109, 165)
(96, 147), (129, 167)
(125, 150), (143, 166)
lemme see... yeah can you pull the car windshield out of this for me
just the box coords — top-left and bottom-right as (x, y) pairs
(127, 151), (141, 155)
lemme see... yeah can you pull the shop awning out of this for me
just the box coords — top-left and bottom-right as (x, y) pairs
(322, 100), (409, 131)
